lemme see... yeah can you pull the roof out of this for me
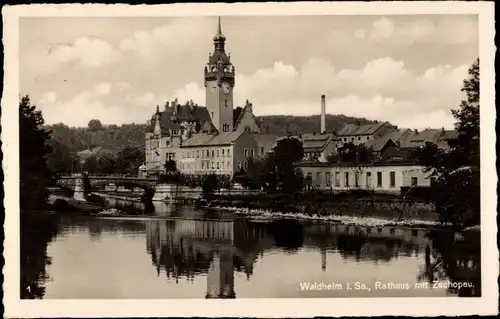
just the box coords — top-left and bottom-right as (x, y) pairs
(147, 104), (215, 134)
(76, 147), (114, 161)
(380, 146), (420, 162)
(180, 130), (245, 147)
(337, 121), (389, 136)
(364, 138), (396, 152)
(399, 129), (457, 148)
(252, 133), (278, 146)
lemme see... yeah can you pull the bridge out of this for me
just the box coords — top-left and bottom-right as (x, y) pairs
(56, 174), (159, 200)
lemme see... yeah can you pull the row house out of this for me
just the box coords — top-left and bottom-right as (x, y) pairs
(177, 130), (275, 177)
(298, 161), (431, 194)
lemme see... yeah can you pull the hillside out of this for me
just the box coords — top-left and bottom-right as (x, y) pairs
(45, 114), (380, 152)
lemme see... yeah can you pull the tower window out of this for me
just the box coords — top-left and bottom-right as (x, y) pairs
(211, 112), (214, 118)
(225, 99), (228, 107)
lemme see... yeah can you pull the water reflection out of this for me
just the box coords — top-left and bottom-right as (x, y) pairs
(20, 213), (61, 299)
(21, 205), (481, 299)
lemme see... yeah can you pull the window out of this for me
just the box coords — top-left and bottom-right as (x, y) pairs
(390, 171), (396, 188)
(260, 146), (264, 154)
(358, 137), (361, 140)
(251, 149), (255, 157)
(411, 177), (418, 186)
(217, 162), (220, 169)
(316, 172), (321, 185)
(351, 137), (354, 141)
(335, 172), (340, 187)
(196, 150), (199, 157)
(225, 99), (228, 107)
(221, 162), (225, 169)
(344, 138), (347, 141)
(366, 172), (372, 187)
(377, 172), (383, 187)
(325, 172), (331, 185)
(244, 149), (248, 157)
(227, 149), (231, 156)
(217, 149), (220, 157)
(211, 112), (214, 118)
(344, 172), (349, 187)
(244, 161), (248, 169)
(211, 150), (214, 157)
(222, 149), (225, 156)
(355, 171), (360, 187)
(237, 161), (242, 169)
(211, 162), (215, 169)
(166, 140), (170, 147)
(227, 161), (230, 169)
(307, 172), (312, 183)
(367, 136), (370, 140)
(202, 162), (205, 169)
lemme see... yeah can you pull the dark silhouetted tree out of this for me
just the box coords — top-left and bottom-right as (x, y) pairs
(202, 174), (220, 202)
(19, 95), (55, 209)
(87, 119), (103, 131)
(418, 58), (480, 227)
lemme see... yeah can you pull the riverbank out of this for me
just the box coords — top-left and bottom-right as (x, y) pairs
(201, 205), (451, 229)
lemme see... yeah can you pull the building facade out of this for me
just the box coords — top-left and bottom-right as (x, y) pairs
(141, 17), (262, 178)
(298, 161), (431, 194)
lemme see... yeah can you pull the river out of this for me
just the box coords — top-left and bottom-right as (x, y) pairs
(20, 197), (481, 299)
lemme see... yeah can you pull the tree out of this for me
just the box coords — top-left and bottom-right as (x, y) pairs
(45, 138), (81, 174)
(164, 158), (178, 173)
(232, 167), (249, 187)
(19, 95), (55, 209)
(336, 142), (374, 163)
(272, 136), (304, 193)
(418, 59), (480, 227)
(202, 174), (220, 202)
(115, 147), (145, 175)
(87, 119), (103, 131)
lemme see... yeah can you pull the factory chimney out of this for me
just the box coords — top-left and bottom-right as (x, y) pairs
(320, 95), (326, 134)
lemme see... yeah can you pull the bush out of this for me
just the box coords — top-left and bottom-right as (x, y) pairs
(52, 198), (70, 212)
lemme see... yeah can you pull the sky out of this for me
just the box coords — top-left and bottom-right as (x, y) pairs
(19, 15), (478, 129)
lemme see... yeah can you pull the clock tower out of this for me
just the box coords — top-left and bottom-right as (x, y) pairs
(204, 17), (235, 133)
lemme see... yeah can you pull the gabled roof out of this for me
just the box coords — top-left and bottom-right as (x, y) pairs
(252, 133), (278, 147)
(146, 104), (214, 133)
(365, 138), (396, 152)
(180, 130), (245, 147)
(399, 129), (456, 148)
(337, 121), (389, 136)
(337, 121), (391, 136)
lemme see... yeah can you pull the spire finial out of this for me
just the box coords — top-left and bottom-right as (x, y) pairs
(213, 16), (226, 42)
(217, 16), (222, 37)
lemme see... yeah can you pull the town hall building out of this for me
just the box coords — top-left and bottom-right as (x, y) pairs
(140, 18), (276, 178)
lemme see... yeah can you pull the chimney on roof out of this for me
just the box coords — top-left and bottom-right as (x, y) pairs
(355, 120), (361, 127)
(414, 129), (419, 135)
(165, 101), (170, 110)
(320, 95), (326, 134)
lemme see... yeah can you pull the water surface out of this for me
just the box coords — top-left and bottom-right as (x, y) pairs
(21, 199), (481, 299)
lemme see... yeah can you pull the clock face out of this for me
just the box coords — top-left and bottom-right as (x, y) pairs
(221, 82), (230, 94)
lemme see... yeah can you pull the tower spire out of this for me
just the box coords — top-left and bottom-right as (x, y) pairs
(216, 16), (223, 38)
(213, 16), (226, 48)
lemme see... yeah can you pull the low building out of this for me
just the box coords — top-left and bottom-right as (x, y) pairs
(298, 161), (431, 194)
(177, 130), (261, 177)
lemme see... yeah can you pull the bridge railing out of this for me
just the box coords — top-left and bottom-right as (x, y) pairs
(58, 174), (158, 181)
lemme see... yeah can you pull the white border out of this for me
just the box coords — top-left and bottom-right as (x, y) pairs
(2, 2), (497, 317)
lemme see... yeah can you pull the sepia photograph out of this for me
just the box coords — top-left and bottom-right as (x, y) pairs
(2, 2), (497, 317)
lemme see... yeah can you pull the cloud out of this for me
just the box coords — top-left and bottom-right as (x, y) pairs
(39, 92), (58, 105)
(41, 37), (122, 76)
(94, 82), (111, 97)
(367, 17), (477, 45)
(115, 81), (131, 92)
